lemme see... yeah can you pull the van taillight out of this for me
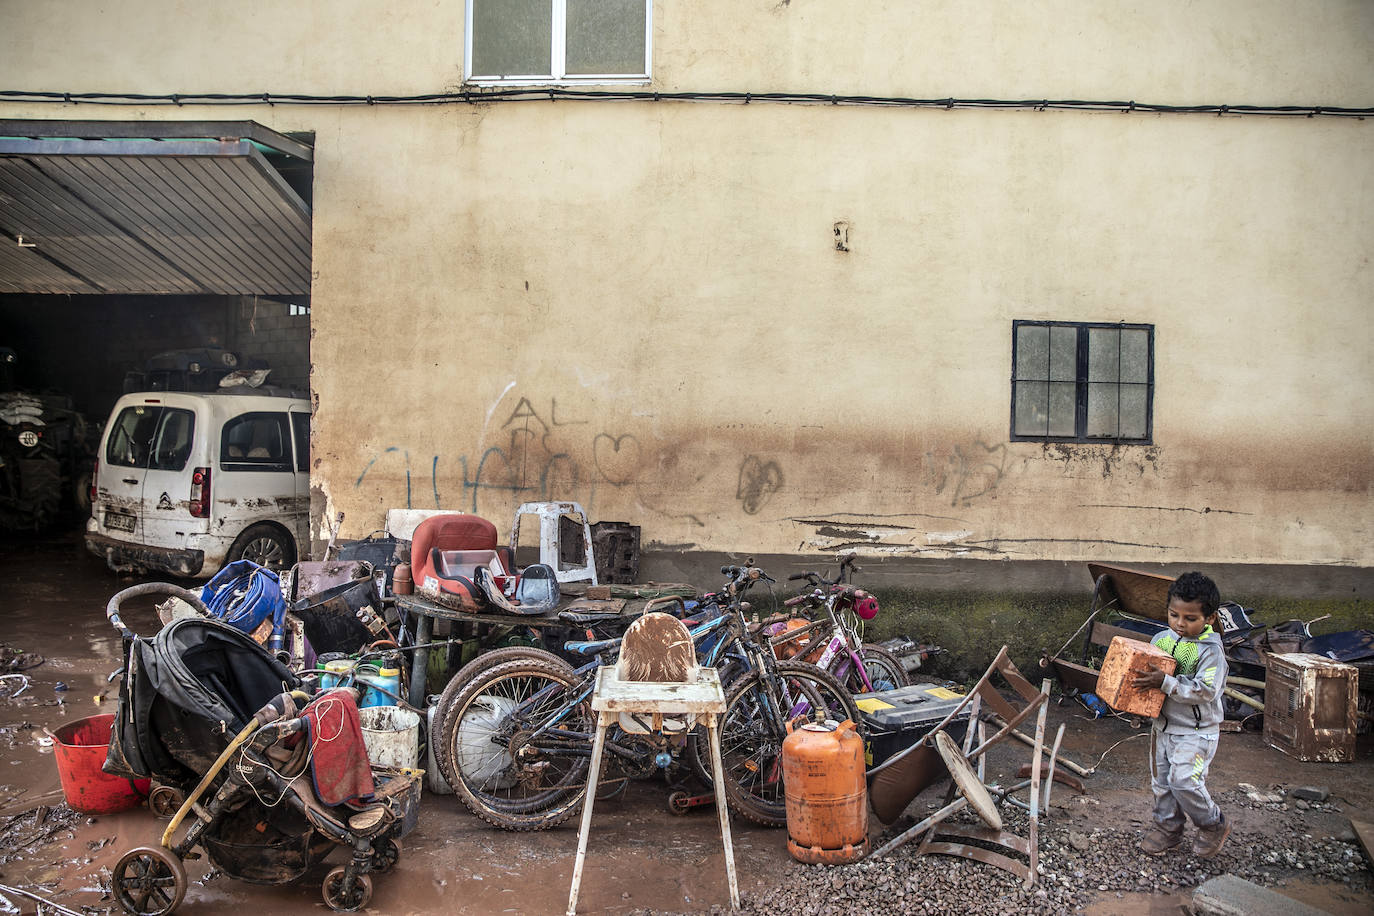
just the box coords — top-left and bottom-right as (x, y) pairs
(189, 467), (211, 518)
(89, 458), (99, 506)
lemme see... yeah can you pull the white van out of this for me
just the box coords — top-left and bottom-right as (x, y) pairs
(85, 390), (310, 578)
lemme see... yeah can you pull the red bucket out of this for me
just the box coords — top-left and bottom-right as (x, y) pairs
(52, 714), (150, 815)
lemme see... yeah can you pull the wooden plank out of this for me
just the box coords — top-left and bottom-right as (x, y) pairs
(1352, 818), (1374, 871)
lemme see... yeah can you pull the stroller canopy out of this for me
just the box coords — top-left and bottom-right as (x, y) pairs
(107, 618), (298, 783)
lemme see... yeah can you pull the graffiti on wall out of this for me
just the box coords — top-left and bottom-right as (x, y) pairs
(922, 439), (1009, 507)
(736, 455), (783, 514)
(352, 395), (667, 519)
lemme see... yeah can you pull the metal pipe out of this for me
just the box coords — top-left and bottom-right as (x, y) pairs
(1223, 685), (1265, 712)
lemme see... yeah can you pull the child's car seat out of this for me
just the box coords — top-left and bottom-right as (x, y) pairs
(411, 515), (505, 611)
(411, 514), (559, 615)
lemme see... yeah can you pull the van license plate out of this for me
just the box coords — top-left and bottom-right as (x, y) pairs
(106, 513), (135, 533)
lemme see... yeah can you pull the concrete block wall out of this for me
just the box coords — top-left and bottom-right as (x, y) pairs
(227, 296), (310, 393)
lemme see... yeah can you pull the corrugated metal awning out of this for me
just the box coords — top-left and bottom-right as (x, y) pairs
(0, 120), (312, 295)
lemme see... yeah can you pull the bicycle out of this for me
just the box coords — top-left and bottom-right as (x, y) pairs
(769, 554), (909, 695)
(432, 564), (858, 830)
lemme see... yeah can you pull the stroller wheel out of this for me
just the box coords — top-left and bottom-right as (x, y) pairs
(113, 846), (187, 916)
(323, 867), (373, 911)
(148, 784), (185, 820)
(372, 837), (401, 874)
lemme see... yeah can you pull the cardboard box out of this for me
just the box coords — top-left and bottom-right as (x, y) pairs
(1096, 636), (1177, 717)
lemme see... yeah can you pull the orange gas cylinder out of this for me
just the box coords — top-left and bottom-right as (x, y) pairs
(782, 719), (870, 864)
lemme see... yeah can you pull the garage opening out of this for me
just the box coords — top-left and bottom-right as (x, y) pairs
(0, 119), (313, 531)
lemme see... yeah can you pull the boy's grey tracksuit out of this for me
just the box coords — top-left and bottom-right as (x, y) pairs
(1149, 625), (1227, 832)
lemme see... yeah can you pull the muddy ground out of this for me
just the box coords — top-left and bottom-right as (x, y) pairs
(0, 530), (1370, 915)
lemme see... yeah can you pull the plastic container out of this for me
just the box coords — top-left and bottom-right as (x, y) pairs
(52, 714), (151, 814)
(852, 682), (971, 767)
(358, 706), (421, 770)
(393, 562), (413, 596)
(1079, 692), (1108, 718)
(320, 658), (355, 690)
(782, 719), (869, 864)
(359, 664), (401, 708)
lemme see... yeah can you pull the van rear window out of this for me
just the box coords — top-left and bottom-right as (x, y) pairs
(221, 412), (292, 472)
(105, 406), (161, 468)
(106, 406), (196, 470)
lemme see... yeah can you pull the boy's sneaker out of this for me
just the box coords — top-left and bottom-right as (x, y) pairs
(1193, 813), (1231, 858)
(1140, 825), (1184, 855)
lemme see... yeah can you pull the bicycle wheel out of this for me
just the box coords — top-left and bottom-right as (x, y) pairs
(438, 657), (592, 831)
(711, 661), (860, 826)
(431, 646), (572, 789)
(849, 644), (909, 693)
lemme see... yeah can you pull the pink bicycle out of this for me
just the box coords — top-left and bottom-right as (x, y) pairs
(766, 555), (909, 694)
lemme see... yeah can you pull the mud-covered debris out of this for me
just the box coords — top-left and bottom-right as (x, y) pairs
(0, 644), (44, 674)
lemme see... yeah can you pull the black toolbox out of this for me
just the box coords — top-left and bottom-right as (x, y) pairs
(853, 682), (971, 767)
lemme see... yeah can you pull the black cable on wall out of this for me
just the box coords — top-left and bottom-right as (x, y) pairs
(1, 87), (1370, 118)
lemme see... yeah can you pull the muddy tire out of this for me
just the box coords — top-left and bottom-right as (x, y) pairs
(112, 845), (187, 916)
(430, 646), (572, 794)
(711, 661), (860, 827)
(322, 868), (372, 911)
(226, 522), (296, 573)
(438, 657), (591, 831)
(2, 456), (61, 530)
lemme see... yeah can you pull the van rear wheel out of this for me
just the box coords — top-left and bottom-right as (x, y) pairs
(227, 523), (296, 572)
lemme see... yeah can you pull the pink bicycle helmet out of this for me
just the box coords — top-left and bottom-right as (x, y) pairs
(851, 589), (879, 621)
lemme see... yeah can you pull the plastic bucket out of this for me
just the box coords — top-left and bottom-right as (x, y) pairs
(52, 714), (151, 815)
(358, 706), (420, 770)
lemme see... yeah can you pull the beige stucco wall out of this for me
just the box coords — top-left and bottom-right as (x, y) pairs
(3, 2), (1372, 573)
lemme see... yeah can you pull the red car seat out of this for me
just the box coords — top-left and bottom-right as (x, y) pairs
(410, 514), (557, 615)
(412, 515), (506, 611)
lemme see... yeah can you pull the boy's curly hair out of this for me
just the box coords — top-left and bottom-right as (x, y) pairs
(1168, 571), (1221, 616)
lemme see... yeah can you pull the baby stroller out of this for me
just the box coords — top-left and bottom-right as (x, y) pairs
(103, 584), (420, 915)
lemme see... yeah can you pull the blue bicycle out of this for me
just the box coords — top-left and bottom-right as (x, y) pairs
(432, 565), (858, 829)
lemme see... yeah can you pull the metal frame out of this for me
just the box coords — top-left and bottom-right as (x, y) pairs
(1010, 319), (1155, 444)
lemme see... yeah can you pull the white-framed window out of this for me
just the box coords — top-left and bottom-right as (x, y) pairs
(465, 0), (651, 84)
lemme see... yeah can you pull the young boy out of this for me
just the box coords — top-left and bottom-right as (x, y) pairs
(1131, 571), (1230, 858)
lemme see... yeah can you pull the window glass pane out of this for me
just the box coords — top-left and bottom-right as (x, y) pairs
(1088, 328), (1120, 381)
(1086, 383), (1121, 437)
(1013, 382), (1047, 435)
(149, 409), (195, 471)
(1120, 329), (1149, 383)
(1015, 325), (1048, 380)
(1049, 326), (1077, 381)
(1118, 383), (1148, 438)
(472, 0), (552, 77)
(221, 413), (291, 471)
(105, 406), (161, 469)
(1048, 382), (1077, 436)
(291, 413), (310, 472)
(566, 0), (646, 75)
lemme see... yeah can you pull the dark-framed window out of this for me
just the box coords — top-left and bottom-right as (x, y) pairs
(1011, 321), (1154, 443)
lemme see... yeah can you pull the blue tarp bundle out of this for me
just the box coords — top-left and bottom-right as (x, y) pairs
(200, 560), (286, 650)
